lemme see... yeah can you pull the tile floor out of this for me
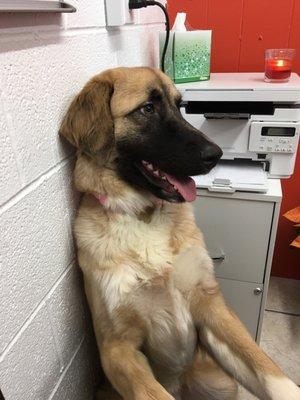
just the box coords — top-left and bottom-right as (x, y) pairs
(239, 276), (300, 399)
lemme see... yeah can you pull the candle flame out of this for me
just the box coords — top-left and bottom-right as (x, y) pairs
(277, 59), (284, 67)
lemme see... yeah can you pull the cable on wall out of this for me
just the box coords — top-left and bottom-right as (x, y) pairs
(128, 0), (170, 73)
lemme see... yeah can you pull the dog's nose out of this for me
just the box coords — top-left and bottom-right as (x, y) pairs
(201, 144), (223, 169)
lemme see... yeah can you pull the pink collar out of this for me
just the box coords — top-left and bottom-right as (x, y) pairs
(92, 192), (164, 211)
(93, 193), (108, 206)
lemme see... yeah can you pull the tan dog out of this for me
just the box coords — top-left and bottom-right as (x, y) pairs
(60, 67), (300, 400)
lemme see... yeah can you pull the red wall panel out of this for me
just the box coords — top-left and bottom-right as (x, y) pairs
(206, 0), (243, 72)
(272, 149), (300, 279)
(289, 0), (300, 72)
(167, 0), (300, 278)
(239, 0), (294, 71)
(167, 0), (208, 30)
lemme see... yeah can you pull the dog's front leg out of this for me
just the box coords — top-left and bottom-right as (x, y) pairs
(189, 282), (300, 400)
(100, 339), (174, 400)
(83, 274), (174, 400)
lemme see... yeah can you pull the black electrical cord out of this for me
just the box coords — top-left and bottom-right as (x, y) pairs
(129, 0), (170, 72)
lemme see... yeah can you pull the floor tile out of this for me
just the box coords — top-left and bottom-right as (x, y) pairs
(266, 277), (300, 314)
(260, 310), (300, 384)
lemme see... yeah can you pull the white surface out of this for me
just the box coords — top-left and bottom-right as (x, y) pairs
(178, 73), (300, 102)
(178, 72), (300, 91)
(0, 3), (164, 400)
(193, 161), (269, 193)
(197, 177), (282, 202)
(172, 12), (187, 31)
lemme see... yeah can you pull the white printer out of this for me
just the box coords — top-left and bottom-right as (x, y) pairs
(178, 73), (300, 193)
(177, 73), (300, 340)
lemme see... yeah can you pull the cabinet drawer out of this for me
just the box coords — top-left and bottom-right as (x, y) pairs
(193, 196), (274, 283)
(217, 278), (263, 339)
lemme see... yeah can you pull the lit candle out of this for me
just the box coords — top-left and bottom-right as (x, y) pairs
(276, 60), (286, 68)
(265, 53), (293, 81)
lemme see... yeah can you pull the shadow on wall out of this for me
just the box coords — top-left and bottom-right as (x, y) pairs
(106, 25), (159, 68)
(0, 14), (63, 52)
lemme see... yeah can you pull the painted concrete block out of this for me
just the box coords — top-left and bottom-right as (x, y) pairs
(0, 13), (63, 35)
(0, 163), (74, 353)
(136, 0), (167, 24)
(114, 24), (161, 67)
(50, 336), (101, 400)
(0, 304), (60, 400)
(47, 264), (86, 368)
(0, 107), (21, 205)
(64, 0), (106, 28)
(0, 32), (117, 186)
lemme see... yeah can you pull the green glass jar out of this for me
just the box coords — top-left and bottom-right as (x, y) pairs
(160, 30), (212, 83)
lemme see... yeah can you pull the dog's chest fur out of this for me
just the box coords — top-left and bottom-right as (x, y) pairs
(76, 196), (204, 381)
(133, 277), (197, 386)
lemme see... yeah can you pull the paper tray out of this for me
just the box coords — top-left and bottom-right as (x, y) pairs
(193, 161), (268, 193)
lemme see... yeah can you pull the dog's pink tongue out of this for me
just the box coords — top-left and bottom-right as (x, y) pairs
(165, 174), (197, 202)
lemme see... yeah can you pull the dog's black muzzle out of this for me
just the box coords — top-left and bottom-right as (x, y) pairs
(149, 116), (223, 177)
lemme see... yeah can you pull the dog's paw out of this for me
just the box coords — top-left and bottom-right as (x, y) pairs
(265, 376), (300, 400)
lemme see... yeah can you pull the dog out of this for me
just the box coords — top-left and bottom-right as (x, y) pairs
(60, 67), (300, 400)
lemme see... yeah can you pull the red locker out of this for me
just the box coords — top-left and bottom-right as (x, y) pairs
(238, 0), (294, 71)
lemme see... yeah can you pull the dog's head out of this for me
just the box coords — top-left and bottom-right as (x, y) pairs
(60, 67), (222, 204)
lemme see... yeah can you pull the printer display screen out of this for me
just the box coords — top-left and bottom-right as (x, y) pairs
(261, 127), (295, 137)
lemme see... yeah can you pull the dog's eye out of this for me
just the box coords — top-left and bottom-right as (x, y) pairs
(140, 103), (155, 115)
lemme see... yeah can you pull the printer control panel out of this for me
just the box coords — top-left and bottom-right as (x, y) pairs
(249, 122), (299, 154)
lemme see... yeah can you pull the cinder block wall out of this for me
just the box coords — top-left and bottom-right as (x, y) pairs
(0, 2), (164, 399)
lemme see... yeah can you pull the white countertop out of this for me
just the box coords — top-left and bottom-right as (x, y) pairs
(177, 72), (300, 91)
(197, 178), (282, 203)
(177, 73), (300, 102)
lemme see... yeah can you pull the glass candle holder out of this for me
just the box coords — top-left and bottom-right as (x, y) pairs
(264, 49), (295, 82)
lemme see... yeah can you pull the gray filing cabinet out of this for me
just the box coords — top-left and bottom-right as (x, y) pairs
(193, 179), (282, 341)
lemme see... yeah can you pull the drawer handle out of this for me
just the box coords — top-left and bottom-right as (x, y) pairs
(253, 287), (263, 295)
(212, 255), (225, 261)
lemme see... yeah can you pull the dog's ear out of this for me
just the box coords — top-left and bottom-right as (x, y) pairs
(59, 74), (114, 156)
